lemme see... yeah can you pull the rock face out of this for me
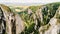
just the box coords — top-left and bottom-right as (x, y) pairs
(0, 4), (25, 34)
(21, 5), (60, 34)
(39, 6), (60, 34)
(0, 3), (60, 34)
(15, 14), (25, 34)
(39, 18), (60, 34)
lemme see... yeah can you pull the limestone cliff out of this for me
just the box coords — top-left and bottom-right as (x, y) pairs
(0, 4), (25, 34)
(0, 2), (60, 34)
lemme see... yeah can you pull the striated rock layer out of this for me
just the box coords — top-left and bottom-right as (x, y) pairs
(0, 4), (25, 34)
(39, 6), (60, 34)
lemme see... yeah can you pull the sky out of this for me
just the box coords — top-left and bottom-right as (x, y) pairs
(0, 0), (60, 6)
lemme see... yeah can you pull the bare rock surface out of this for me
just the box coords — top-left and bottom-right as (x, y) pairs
(0, 4), (25, 34)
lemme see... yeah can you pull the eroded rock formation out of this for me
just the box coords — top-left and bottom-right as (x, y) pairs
(39, 6), (60, 34)
(0, 3), (60, 34)
(0, 4), (25, 34)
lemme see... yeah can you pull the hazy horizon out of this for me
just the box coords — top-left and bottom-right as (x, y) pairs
(0, 0), (60, 6)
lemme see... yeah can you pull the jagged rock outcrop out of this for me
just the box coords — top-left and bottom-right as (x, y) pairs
(39, 6), (60, 34)
(0, 4), (25, 34)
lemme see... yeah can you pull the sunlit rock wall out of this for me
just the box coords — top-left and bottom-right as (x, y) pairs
(0, 4), (25, 34)
(39, 6), (60, 34)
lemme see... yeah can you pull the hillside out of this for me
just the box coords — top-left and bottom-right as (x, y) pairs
(17, 2), (60, 34)
(0, 2), (60, 34)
